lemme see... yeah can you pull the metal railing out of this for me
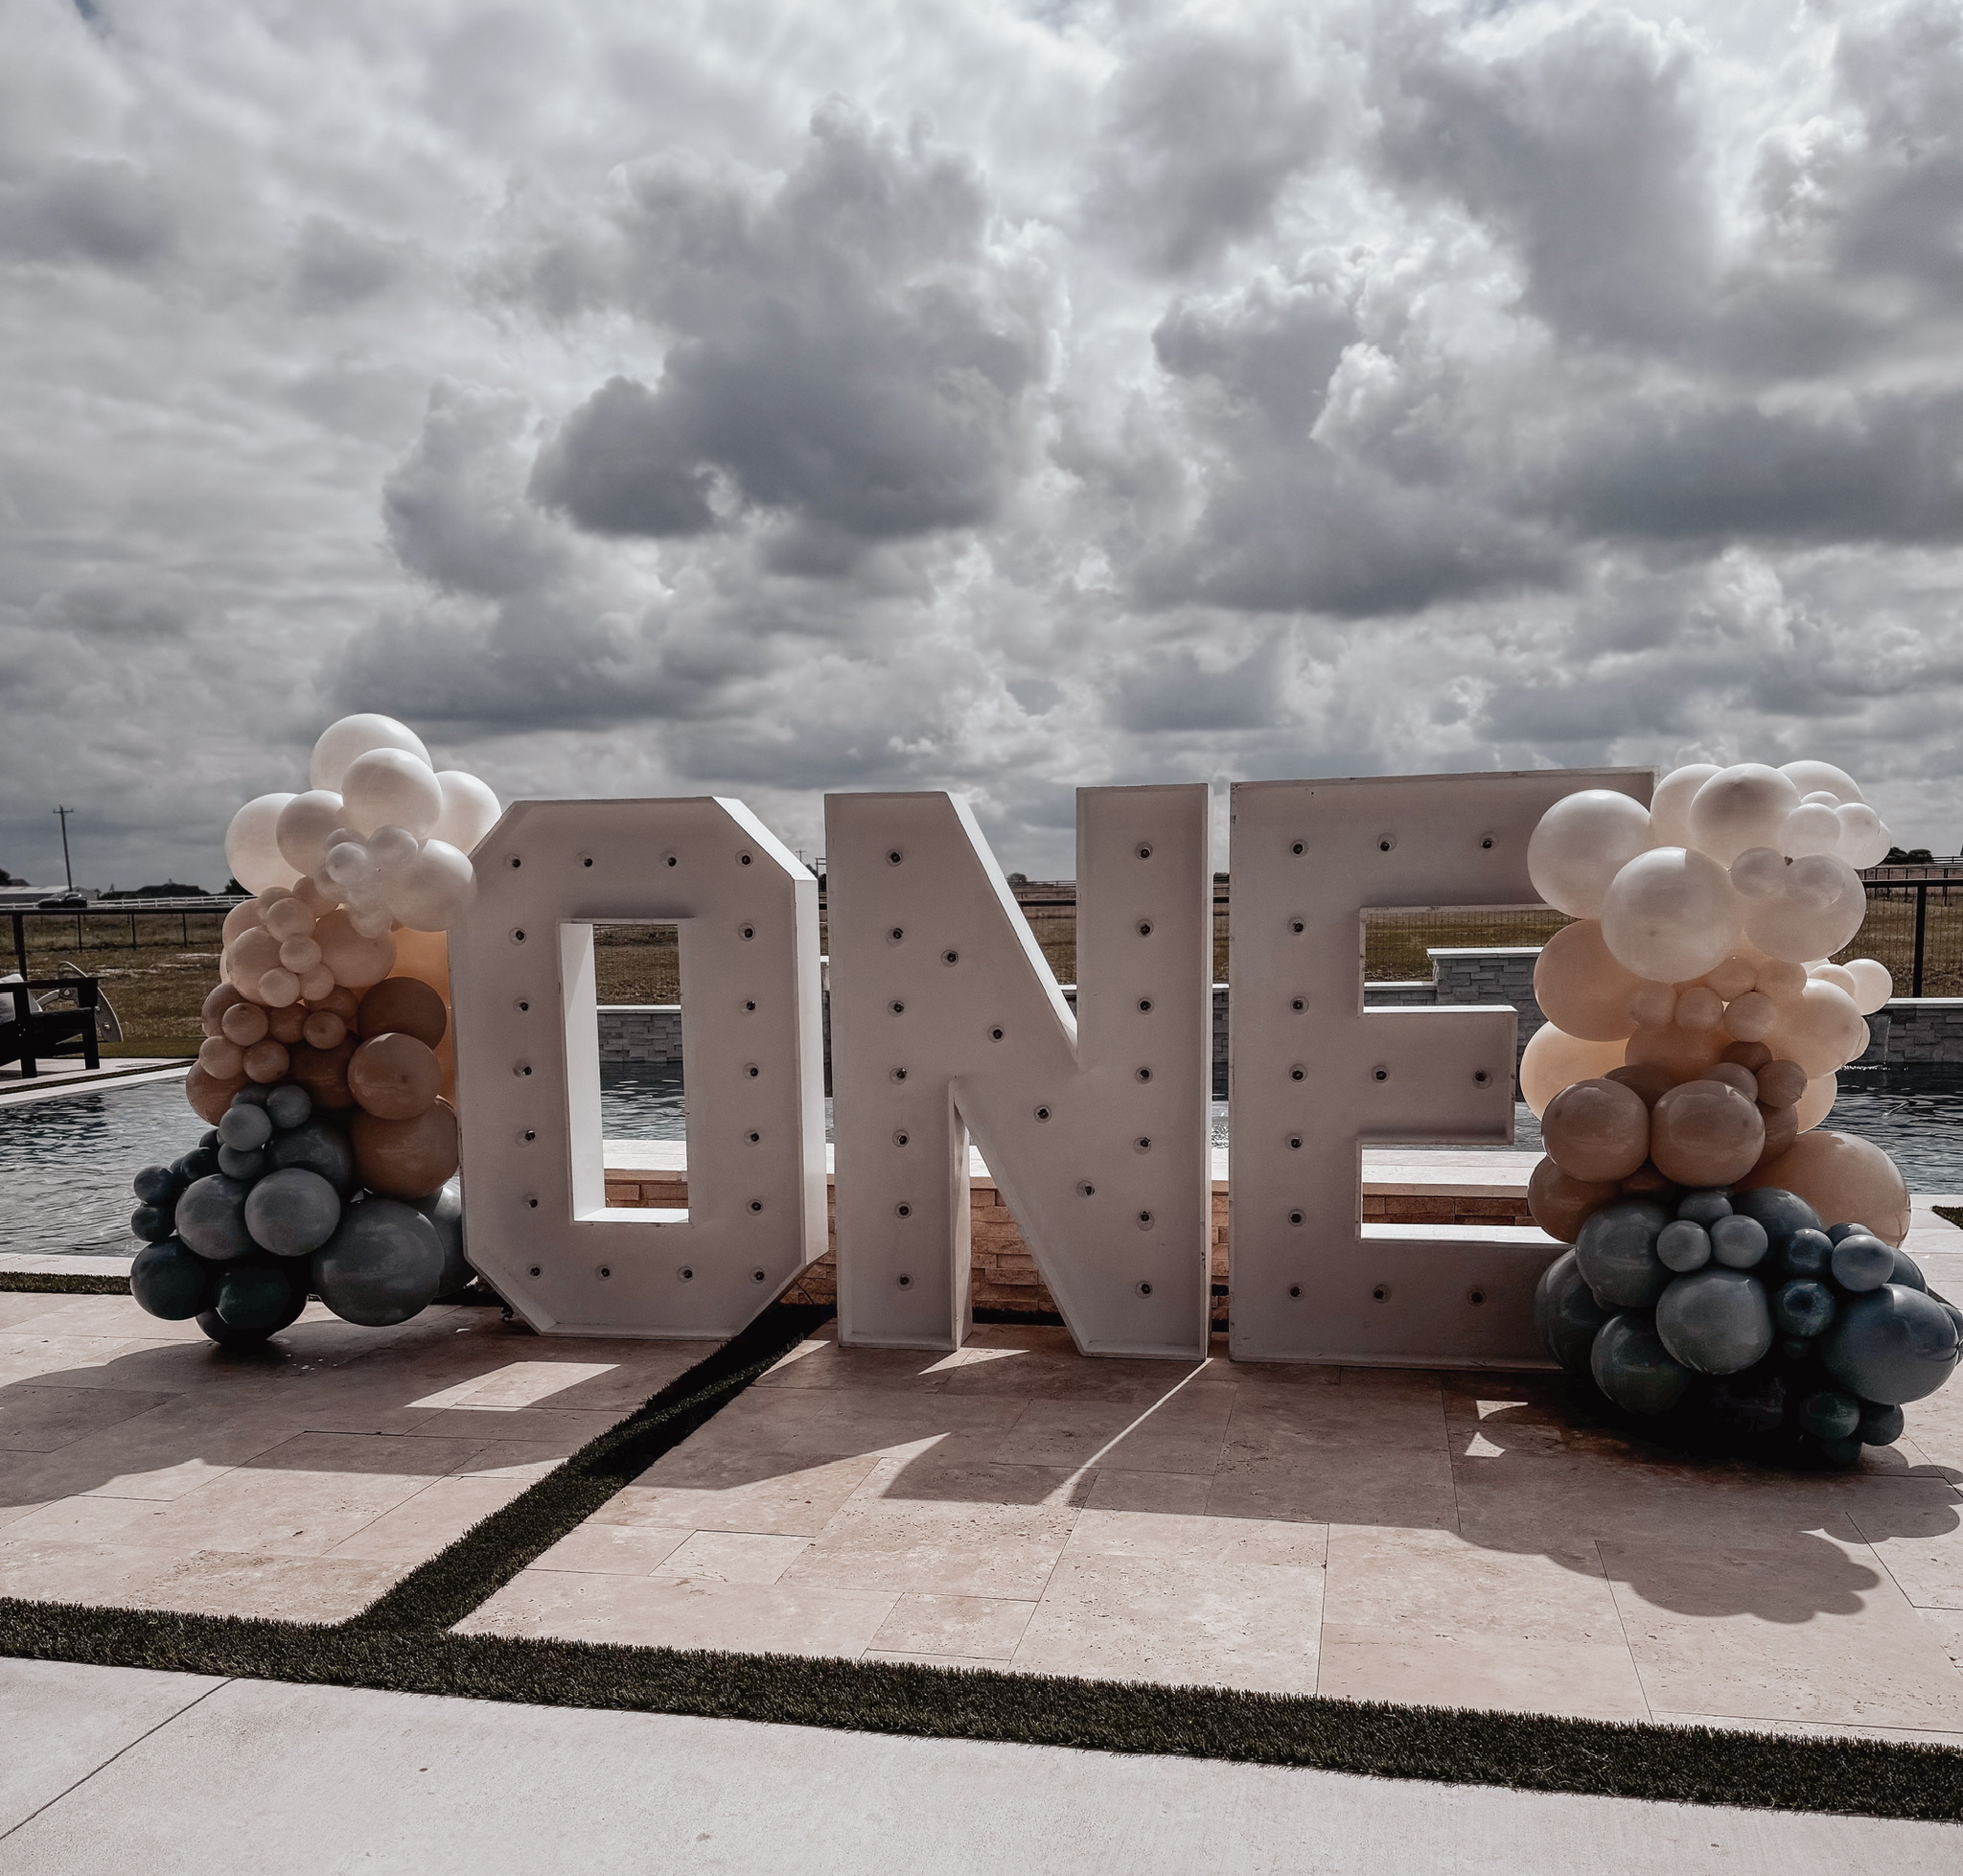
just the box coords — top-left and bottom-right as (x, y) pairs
(7, 901), (241, 975)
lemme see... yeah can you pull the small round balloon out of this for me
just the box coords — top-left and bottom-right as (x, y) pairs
(1592, 1311), (1692, 1415)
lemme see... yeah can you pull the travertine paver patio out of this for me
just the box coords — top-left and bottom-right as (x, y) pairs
(459, 1210), (1963, 1745)
(0, 1292), (713, 1621)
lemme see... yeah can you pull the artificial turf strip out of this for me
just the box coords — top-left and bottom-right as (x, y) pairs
(350, 1300), (833, 1633)
(0, 1270), (130, 1294)
(2, 1602), (1961, 1824)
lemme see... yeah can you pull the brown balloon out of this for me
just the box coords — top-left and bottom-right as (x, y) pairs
(1619, 1163), (1682, 1203)
(1605, 1063), (1674, 1108)
(289, 1037), (357, 1109)
(348, 1032), (442, 1120)
(302, 1009), (347, 1050)
(1702, 1062), (1759, 1101)
(352, 1099), (458, 1198)
(310, 984), (360, 1023)
(185, 1061), (245, 1123)
(1756, 1100), (1800, 1164)
(1722, 1039), (1773, 1072)
(267, 1003), (308, 1045)
(200, 982), (245, 1038)
(1540, 1077), (1651, 1182)
(1528, 1158), (1617, 1243)
(356, 975), (448, 1047)
(1649, 1080), (1766, 1187)
(242, 1038), (290, 1083)
(219, 1001), (270, 1048)
(1755, 1058), (1808, 1109)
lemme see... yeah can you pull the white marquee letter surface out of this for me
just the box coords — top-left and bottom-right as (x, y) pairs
(826, 787), (1212, 1357)
(449, 798), (826, 1338)
(1228, 770), (1651, 1365)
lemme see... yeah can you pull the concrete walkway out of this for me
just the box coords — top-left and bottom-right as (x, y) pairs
(1, 1658), (1956, 1873)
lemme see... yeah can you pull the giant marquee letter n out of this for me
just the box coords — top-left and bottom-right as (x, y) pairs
(826, 787), (1212, 1358)
(449, 798), (827, 1338)
(1228, 769), (1651, 1367)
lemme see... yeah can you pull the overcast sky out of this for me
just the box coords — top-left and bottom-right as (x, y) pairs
(4, 0), (1962, 889)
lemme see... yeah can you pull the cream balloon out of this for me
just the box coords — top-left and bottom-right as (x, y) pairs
(340, 749), (444, 839)
(1808, 961), (1859, 999)
(1843, 958), (1894, 1015)
(1779, 802), (1842, 857)
(1704, 955), (1757, 1001)
(220, 900), (263, 945)
(262, 896), (313, 942)
(1795, 1072), (1837, 1132)
(1527, 790), (1652, 918)
(1600, 846), (1742, 984)
(1518, 1024), (1628, 1118)
(314, 909), (397, 988)
(309, 714), (431, 791)
(223, 793), (300, 893)
(1647, 764), (1721, 848)
(384, 839), (477, 931)
(1765, 979), (1870, 1077)
(1532, 921), (1642, 1041)
(431, 771), (502, 854)
(275, 790), (347, 875)
(1743, 853), (1866, 962)
(1779, 760), (1863, 806)
(1835, 803), (1890, 869)
(1686, 764), (1803, 866)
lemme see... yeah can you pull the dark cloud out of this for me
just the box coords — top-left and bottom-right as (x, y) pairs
(0, 157), (173, 269)
(290, 215), (410, 311)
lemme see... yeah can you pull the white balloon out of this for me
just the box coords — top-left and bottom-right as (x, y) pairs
(384, 838), (477, 931)
(309, 714), (430, 791)
(1835, 802), (1890, 869)
(431, 770), (502, 854)
(1779, 760), (1864, 806)
(1647, 764), (1721, 848)
(1779, 802), (1842, 858)
(223, 794), (300, 894)
(1744, 853), (1866, 962)
(275, 790), (346, 875)
(1808, 961), (1859, 999)
(366, 824), (422, 871)
(1730, 846), (1788, 900)
(1766, 979), (1870, 1077)
(1687, 764), (1803, 866)
(1528, 789), (1653, 918)
(1600, 846), (1742, 984)
(1843, 958), (1894, 1015)
(325, 840), (376, 888)
(341, 748), (444, 838)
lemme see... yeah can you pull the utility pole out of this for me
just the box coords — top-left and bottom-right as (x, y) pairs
(53, 805), (74, 892)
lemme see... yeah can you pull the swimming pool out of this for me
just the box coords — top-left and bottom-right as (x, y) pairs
(5, 1063), (1961, 1257)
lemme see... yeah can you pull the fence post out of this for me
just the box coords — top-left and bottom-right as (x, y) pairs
(10, 912), (23, 977)
(1912, 883), (1928, 999)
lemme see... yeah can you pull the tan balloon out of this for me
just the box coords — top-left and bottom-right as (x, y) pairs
(1606, 1062), (1674, 1107)
(1627, 982), (1678, 1029)
(1720, 990), (1777, 1041)
(1795, 1072), (1837, 1132)
(225, 928), (280, 996)
(1721, 1039), (1772, 1072)
(1532, 921), (1642, 1041)
(1624, 1022), (1726, 1084)
(356, 977), (448, 1048)
(1843, 959), (1894, 1015)
(242, 1038), (290, 1083)
(1528, 1159), (1618, 1244)
(289, 1037), (357, 1110)
(352, 1100), (459, 1199)
(1757, 1101), (1800, 1164)
(220, 901), (263, 945)
(1765, 980), (1869, 1077)
(1518, 1025), (1628, 1117)
(1649, 1079), (1766, 1187)
(302, 1009), (347, 1050)
(199, 982), (245, 1037)
(185, 1063), (245, 1124)
(314, 909), (397, 989)
(1703, 1062), (1758, 1100)
(219, 1001), (269, 1047)
(1741, 1131), (1909, 1246)
(197, 1035), (243, 1079)
(1541, 1077), (1651, 1182)
(1704, 956), (1757, 1001)
(1674, 985), (1723, 1032)
(1755, 1058), (1808, 1108)
(348, 1032), (443, 1121)
(267, 1004), (307, 1044)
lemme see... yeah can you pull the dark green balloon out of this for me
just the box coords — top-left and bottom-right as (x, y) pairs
(1771, 1278), (1836, 1340)
(130, 1239), (214, 1321)
(1821, 1285), (1963, 1405)
(264, 1119), (358, 1196)
(1591, 1311), (1691, 1415)
(1859, 1401), (1905, 1446)
(1888, 1248), (1927, 1292)
(312, 1199), (444, 1328)
(243, 1167), (341, 1257)
(132, 1164), (176, 1204)
(215, 1262), (305, 1333)
(1655, 1267), (1774, 1376)
(129, 1202), (175, 1243)
(410, 1177), (472, 1295)
(1831, 1233), (1894, 1292)
(1779, 1228), (1834, 1281)
(174, 1173), (256, 1261)
(1533, 1249), (1611, 1373)
(1731, 1188), (1822, 1250)
(1575, 1200), (1673, 1309)
(1799, 1388), (1861, 1441)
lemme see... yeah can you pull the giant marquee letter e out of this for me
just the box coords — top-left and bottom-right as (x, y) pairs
(826, 787), (1212, 1358)
(449, 798), (827, 1337)
(1228, 768), (1651, 1366)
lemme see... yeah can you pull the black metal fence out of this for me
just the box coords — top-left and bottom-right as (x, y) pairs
(7, 901), (238, 975)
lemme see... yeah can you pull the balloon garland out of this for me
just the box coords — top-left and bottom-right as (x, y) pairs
(1528, 761), (1963, 1462)
(129, 715), (495, 1347)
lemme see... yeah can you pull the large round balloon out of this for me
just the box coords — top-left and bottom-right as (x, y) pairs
(1591, 1311), (1692, 1415)
(1600, 846), (1743, 984)
(275, 790), (347, 876)
(1820, 1285), (1962, 1405)
(1534, 1249), (1612, 1372)
(351, 1099), (459, 1198)
(314, 909), (397, 989)
(1527, 1158), (1617, 1243)
(431, 771), (501, 853)
(130, 1239), (215, 1320)
(289, 1036), (358, 1111)
(309, 713), (431, 791)
(215, 1262), (308, 1334)
(312, 1200), (445, 1326)
(1574, 1199), (1673, 1309)
(1648, 1079), (1765, 1187)
(1655, 1267), (1774, 1375)
(1622, 1023), (1727, 1084)
(411, 1176), (472, 1294)
(341, 748), (444, 839)
(224, 793), (301, 894)
(174, 1173), (256, 1262)
(1518, 1024), (1628, 1118)
(1687, 765), (1803, 866)
(1527, 791), (1652, 919)
(347, 1032), (442, 1120)
(1541, 1077), (1650, 1182)
(1764, 980), (1869, 1078)
(243, 1167), (342, 1257)
(356, 976), (448, 1047)
(184, 1062), (246, 1124)
(1744, 856), (1867, 964)
(1741, 1132), (1911, 1246)
(1531, 921), (1643, 1042)
(265, 1117), (358, 1194)
(1647, 764), (1721, 848)
(383, 839), (476, 932)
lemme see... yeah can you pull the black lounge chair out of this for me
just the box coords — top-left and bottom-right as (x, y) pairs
(0, 975), (102, 1076)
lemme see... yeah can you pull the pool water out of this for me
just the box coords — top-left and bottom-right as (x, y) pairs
(6, 1063), (1961, 1258)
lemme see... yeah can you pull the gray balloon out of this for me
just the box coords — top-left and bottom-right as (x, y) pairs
(311, 1199), (444, 1328)
(1831, 1233), (1894, 1292)
(1821, 1285), (1963, 1405)
(1889, 1248), (1927, 1292)
(1677, 1191), (1733, 1226)
(1534, 1249), (1610, 1373)
(1575, 1200), (1673, 1310)
(410, 1176), (473, 1295)
(264, 1120), (358, 1196)
(1709, 1215), (1769, 1269)
(1656, 1220), (1712, 1273)
(1730, 1188), (1822, 1250)
(244, 1167), (342, 1258)
(265, 1082), (312, 1129)
(1591, 1311), (1691, 1416)
(174, 1173), (256, 1262)
(1655, 1267), (1774, 1376)
(218, 1103), (273, 1151)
